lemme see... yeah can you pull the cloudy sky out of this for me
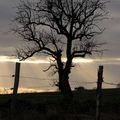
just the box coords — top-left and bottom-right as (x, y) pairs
(0, 0), (120, 93)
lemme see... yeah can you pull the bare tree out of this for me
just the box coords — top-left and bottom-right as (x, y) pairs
(13, 0), (108, 97)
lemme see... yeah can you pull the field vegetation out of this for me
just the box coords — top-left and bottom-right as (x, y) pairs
(0, 88), (120, 120)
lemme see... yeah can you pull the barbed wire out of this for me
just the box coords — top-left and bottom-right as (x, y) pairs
(71, 81), (118, 86)
(103, 81), (118, 86)
(0, 75), (119, 87)
(70, 81), (96, 85)
(0, 75), (57, 81)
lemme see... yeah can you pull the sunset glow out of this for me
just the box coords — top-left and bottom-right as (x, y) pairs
(1, 56), (120, 64)
(0, 56), (94, 64)
(0, 56), (50, 64)
(0, 55), (119, 92)
(0, 87), (56, 94)
(73, 58), (93, 63)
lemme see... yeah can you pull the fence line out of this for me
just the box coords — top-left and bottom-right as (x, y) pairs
(103, 82), (119, 85)
(0, 75), (119, 87)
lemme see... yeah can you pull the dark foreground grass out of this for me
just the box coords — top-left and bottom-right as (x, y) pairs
(0, 88), (120, 120)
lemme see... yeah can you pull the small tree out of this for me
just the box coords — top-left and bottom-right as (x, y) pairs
(74, 86), (85, 91)
(116, 83), (120, 88)
(13, 0), (108, 97)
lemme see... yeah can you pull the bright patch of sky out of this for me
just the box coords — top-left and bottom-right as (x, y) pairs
(0, 55), (119, 94)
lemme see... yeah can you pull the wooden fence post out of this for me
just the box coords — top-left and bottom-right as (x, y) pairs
(11, 62), (21, 115)
(96, 65), (104, 120)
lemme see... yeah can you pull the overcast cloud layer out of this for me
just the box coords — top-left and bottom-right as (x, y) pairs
(0, 0), (120, 57)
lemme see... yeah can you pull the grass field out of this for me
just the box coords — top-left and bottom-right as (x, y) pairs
(0, 88), (120, 120)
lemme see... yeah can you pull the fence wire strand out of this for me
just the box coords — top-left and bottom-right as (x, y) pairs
(0, 75), (119, 88)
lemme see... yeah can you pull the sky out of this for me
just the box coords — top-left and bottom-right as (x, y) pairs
(0, 0), (120, 93)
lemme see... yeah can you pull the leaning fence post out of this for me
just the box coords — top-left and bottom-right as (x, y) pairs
(11, 62), (21, 115)
(96, 65), (104, 120)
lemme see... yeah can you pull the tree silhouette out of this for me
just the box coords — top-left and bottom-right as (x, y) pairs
(116, 83), (120, 88)
(13, 0), (108, 97)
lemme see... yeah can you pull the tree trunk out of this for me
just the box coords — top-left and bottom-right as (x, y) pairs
(58, 70), (73, 98)
(56, 56), (72, 98)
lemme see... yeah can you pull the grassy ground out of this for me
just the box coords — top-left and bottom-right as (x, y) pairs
(0, 88), (120, 120)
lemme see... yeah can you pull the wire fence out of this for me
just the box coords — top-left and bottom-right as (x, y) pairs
(0, 74), (119, 87)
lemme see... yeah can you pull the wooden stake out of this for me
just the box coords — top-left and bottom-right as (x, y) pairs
(11, 62), (21, 115)
(96, 65), (103, 120)
(13, 62), (21, 95)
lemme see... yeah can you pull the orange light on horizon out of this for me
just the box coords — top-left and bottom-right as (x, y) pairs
(0, 56), (50, 64)
(0, 87), (57, 94)
(1, 55), (120, 64)
(0, 56), (94, 64)
(73, 58), (93, 63)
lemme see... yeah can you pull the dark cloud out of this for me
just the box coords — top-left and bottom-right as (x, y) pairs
(0, 0), (17, 21)
(0, 0), (120, 58)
